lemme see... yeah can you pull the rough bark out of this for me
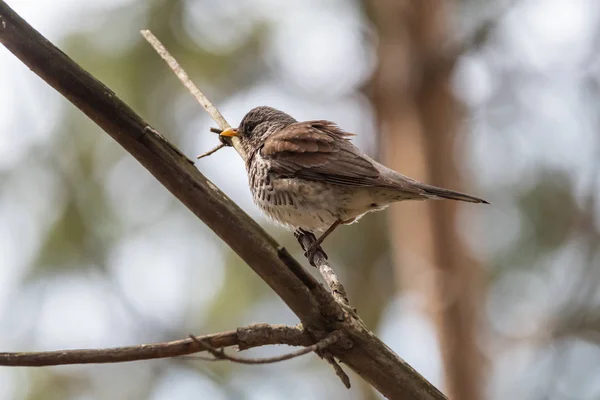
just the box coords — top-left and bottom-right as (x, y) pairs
(0, 324), (311, 366)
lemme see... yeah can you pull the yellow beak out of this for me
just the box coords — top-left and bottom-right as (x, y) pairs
(220, 128), (239, 137)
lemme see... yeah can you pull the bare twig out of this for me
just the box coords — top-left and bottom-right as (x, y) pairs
(196, 143), (227, 159)
(289, 231), (358, 395)
(141, 30), (234, 159)
(140, 30), (249, 161)
(189, 330), (351, 388)
(190, 330), (342, 365)
(140, 30), (230, 132)
(322, 351), (352, 389)
(295, 231), (351, 311)
(195, 128), (229, 159)
(0, 324), (310, 367)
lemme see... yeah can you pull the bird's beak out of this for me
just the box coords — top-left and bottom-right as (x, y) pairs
(220, 128), (240, 137)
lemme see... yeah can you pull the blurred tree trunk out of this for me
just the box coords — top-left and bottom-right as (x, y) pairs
(366, 1), (486, 399)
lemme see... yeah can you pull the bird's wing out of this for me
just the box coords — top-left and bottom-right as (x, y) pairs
(260, 120), (383, 187)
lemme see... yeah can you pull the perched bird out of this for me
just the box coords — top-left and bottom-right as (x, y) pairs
(220, 106), (488, 258)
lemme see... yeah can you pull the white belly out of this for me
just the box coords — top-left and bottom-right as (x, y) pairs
(252, 177), (390, 232)
(247, 155), (395, 232)
(257, 200), (339, 231)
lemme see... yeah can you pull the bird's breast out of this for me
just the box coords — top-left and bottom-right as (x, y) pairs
(247, 159), (340, 231)
(246, 158), (393, 232)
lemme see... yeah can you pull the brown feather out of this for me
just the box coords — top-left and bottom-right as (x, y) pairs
(261, 121), (381, 187)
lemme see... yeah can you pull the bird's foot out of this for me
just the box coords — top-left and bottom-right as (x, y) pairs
(303, 242), (328, 264)
(294, 229), (327, 265)
(304, 242), (318, 262)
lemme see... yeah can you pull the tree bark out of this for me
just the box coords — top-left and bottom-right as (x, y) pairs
(367, 1), (486, 399)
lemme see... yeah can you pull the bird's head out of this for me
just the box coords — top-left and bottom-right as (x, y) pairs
(220, 106), (296, 154)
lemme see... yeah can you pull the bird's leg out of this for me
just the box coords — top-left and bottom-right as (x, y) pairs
(303, 220), (342, 261)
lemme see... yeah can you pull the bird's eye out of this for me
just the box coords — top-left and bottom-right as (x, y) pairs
(244, 120), (258, 135)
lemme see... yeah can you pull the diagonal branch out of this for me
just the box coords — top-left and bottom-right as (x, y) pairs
(141, 30), (244, 159)
(140, 30), (230, 132)
(0, 3), (447, 399)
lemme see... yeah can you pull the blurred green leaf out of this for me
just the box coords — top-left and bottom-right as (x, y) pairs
(519, 170), (579, 251)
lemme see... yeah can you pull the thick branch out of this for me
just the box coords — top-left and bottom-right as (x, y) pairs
(0, 324), (309, 367)
(0, 3), (447, 399)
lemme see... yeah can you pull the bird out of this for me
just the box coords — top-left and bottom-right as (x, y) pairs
(219, 106), (488, 259)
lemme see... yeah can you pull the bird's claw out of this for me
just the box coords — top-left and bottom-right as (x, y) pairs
(303, 244), (317, 262)
(304, 242), (327, 264)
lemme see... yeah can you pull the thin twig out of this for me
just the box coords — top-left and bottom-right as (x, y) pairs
(190, 330), (342, 365)
(197, 143), (227, 159)
(140, 30), (249, 161)
(294, 231), (352, 312)
(322, 352), (351, 389)
(140, 30), (230, 132)
(0, 324), (310, 367)
(196, 127), (228, 159)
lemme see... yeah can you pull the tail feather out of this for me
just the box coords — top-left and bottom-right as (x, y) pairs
(417, 183), (489, 204)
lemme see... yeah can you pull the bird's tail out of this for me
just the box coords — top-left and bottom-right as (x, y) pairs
(417, 183), (489, 204)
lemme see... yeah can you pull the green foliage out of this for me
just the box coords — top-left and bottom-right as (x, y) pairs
(519, 170), (579, 251)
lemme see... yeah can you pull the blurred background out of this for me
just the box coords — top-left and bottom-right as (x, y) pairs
(1, 0), (600, 399)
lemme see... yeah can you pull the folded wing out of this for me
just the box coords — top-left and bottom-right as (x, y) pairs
(260, 121), (382, 187)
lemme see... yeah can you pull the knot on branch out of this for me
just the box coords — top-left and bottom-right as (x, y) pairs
(236, 323), (309, 350)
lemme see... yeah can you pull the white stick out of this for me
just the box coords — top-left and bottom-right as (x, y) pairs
(140, 30), (231, 131)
